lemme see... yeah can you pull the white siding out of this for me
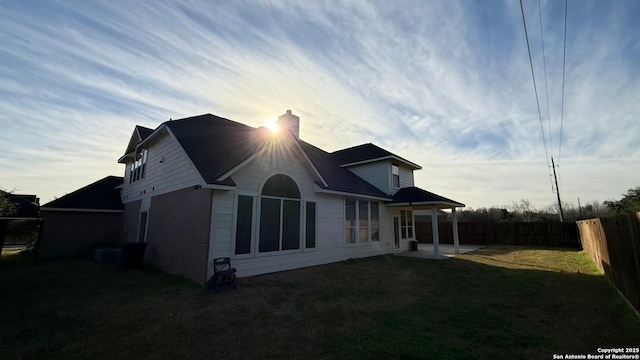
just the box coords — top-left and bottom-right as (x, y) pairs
(399, 165), (414, 188)
(346, 162), (391, 195)
(345, 160), (415, 196)
(120, 131), (202, 204)
(208, 136), (394, 278)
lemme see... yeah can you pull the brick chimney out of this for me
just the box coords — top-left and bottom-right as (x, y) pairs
(277, 110), (300, 139)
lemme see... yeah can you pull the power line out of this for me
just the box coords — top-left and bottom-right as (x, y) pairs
(538, 0), (553, 156)
(519, 0), (553, 192)
(558, 0), (568, 165)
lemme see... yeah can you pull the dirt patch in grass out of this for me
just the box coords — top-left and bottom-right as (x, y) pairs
(1, 246), (638, 359)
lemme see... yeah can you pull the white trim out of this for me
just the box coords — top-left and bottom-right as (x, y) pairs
(203, 184), (236, 191)
(386, 201), (464, 208)
(314, 184), (390, 202)
(40, 208), (123, 213)
(339, 155), (422, 170)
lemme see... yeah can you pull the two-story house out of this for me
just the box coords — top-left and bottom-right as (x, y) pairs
(118, 110), (464, 284)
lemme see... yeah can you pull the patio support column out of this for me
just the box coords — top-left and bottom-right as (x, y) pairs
(431, 206), (440, 258)
(452, 207), (460, 254)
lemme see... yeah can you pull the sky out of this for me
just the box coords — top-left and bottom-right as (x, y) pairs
(1, 0), (639, 210)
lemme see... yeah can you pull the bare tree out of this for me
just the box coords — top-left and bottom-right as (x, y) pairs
(510, 199), (536, 222)
(0, 190), (17, 217)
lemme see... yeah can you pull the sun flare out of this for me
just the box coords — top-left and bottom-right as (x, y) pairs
(265, 119), (279, 133)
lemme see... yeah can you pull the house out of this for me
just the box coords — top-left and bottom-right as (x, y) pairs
(0, 191), (40, 253)
(38, 176), (124, 258)
(117, 110), (464, 284)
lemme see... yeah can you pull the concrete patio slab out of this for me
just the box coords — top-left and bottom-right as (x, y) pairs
(395, 243), (482, 260)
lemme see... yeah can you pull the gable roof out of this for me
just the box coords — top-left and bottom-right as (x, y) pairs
(121, 113), (464, 205)
(41, 176), (124, 212)
(122, 125), (154, 157)
(331, 143), (421, 169)
(164, 114), (275, 184)
(389, 186), (465, 208)
(299, 141), (390, 200)
(0, 191), (40, 219)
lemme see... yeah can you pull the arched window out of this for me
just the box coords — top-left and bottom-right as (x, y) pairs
(259, 175), (301, 252)
(261, 174), (300, 199)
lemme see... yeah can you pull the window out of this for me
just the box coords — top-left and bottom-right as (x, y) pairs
(259, 174), (301, 253)
(400, 210), (413, 239)
(235, 196), (253, 255)
(392, 164), (400, 188)
(371, 203), (379, 241)
(130, 149), (148, 183)
(345, 199), (379, 244)
(345, 199), (356, 244)
(305, 202), (316, 249)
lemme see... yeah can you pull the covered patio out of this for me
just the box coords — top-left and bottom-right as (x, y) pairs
(396, 243), (482, 259)
(386, 186), (465, 258)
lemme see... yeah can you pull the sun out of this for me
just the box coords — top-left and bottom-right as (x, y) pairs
(265, 118), (279, 133)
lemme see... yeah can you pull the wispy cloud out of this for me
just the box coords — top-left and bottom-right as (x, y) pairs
(0, 0), (638, 208)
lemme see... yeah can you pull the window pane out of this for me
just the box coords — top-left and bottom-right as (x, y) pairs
(345, 199), (355, 225)
(345, 199), (356, 244)
(359, 201), (368, 227)
(392, 165), (400, 187)
(401, 210), (406, 226)
(261, 174), (300, 198)
(371, 203), (379, 241)
(359, 228), (369, 243)
(282, 200), (301, 250)
(235, 196), (253, 254)
(401, 228), (407, 239)
(305, 202), (316, 249)
(407, 211), (413, 225)
(359, 201), (368, 242)
(259, 198), (281, 252)
(346, 228), (356, 244)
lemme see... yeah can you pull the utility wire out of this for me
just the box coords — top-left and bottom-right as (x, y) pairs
(558, 0), (568, 165)
(519, 0), (553, 193)
(538, 0), (553, 156)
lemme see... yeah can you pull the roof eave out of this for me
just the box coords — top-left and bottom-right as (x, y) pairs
(314, 184), (391, 202)
(340, 155), (422, 170)
(40, 207), (124, 213)
(386, 201), (465, 208)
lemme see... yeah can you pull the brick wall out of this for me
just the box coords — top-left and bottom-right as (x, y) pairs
(38, 211), (123, 258)
(145, 187), (212, 284)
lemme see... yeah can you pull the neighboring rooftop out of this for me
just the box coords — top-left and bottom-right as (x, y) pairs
(0, 191), (40, 219)
(41, 176), (124, 211)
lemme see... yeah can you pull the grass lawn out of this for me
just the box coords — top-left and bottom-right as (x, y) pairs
(1, 246), (638, 359)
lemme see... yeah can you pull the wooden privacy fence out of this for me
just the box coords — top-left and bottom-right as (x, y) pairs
(577, 212), (640, 313)
(416, 221), (580, 248)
